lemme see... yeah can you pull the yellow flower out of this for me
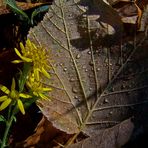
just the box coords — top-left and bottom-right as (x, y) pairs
(12, 39), (50, 80)
(26, 73), (52, 100)
(0, 78), (32, 115)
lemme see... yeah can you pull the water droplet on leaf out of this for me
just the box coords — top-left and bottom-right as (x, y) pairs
(76, 54), (81, 59)
(82, 65), (86, 69)
(109, 111), (113, 115)
(97, 68), (100, 71)
(87, 51), (91, 55)
(89, 87), (92, 91)
(104, 99), (109, 103)
(72, 87), (78, 93)
(74, 96), (78, 99)
(63, 68), (67, 72)
(69, 78), (75, 82)
(89, 61), (94, 66)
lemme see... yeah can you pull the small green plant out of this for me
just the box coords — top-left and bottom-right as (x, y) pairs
(6, 0), (50, 26)
(0, 39), (51, 148)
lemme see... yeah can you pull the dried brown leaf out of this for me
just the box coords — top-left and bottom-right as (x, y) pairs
(68, 118), (134, 148)
(27, 0), (148, 142)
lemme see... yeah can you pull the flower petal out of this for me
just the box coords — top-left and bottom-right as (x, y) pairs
(26, 39), (31, 47)
(11, 78), (16, 91)
(33, 92), (39, 97)
(39, 93), (48, 100)
(14, 48), (32, 62)
(17, 99), (25, 115)
(20, 42), (25, 52)
(42, 87), (52, 91)
(19, 93), (32, 98)
(0, 96), (8, 102)
(0, 98), (12, 111)
(12, 60), (24, 64)
(14, 48), (23, 59)
(0, 85), (10, 94)
(21, 56), (33, 63)
(34, 68), (40, 81)
(41, 67), (50, 79)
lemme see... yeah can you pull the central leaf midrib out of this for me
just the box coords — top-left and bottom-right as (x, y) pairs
(59, 0), (90, 114)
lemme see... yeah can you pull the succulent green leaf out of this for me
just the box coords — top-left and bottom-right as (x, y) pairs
(6, 0), (29, 22)
(31, 5), (49, 25)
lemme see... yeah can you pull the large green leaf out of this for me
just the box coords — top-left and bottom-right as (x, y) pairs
(28, 0), (148, 138)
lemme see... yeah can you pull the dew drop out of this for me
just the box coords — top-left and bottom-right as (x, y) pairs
(89, 74), (93, 78)
(110, 87), (114, 92)
(53, 63), (58, 67)
(95, 50), (99, 53)
(60, 63), (63, 66)
(104, 59), (108, 63)
(69, 78), (75, 82)
(68, 14), (72, 17)
(89, 61), (94, 66)
(76, 54), (81, 59)
(104, 99), (109, 103)
(74, 96), (78, 99)
(78, 98), (81, 102)
(97, 68), (100, 71)
(63, 68), (67, 72)
(85, 69), (88, 72)
(116, 58), (121, 66)
(89, 87), (93, 91)
(109, 111), (113, 115)
(121, 84), (126, 89)
(82, 65), (86, 69)
(72, 87), (78, 93)
(87, 51), (91, 55)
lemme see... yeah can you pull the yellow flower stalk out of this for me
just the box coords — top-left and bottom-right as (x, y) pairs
(0, 78), (32, 115)
(12, 39), (51, 80)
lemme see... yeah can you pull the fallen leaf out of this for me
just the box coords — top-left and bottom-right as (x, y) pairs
(27, 0), (148, 145)
(138, 4), (148, 32)
(17, 117), (71, 148)
(28, 0), (124, 135)
(112, 0), (148, 29)
(68, 118), (134, 148)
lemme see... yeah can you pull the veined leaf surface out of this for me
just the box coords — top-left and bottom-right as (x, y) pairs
(28, 0), (148, 136)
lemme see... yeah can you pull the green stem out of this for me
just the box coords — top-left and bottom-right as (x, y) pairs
(19, 63), (31, 92)
(7, 105), (12, 121)
(1, 105), (16, 148)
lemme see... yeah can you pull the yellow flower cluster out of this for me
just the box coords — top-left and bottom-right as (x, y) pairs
(12, 39), (51, 80)
(26, 73), (52, 100)
(0, 78), (32, 115)
(0, 40), (52, 115)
